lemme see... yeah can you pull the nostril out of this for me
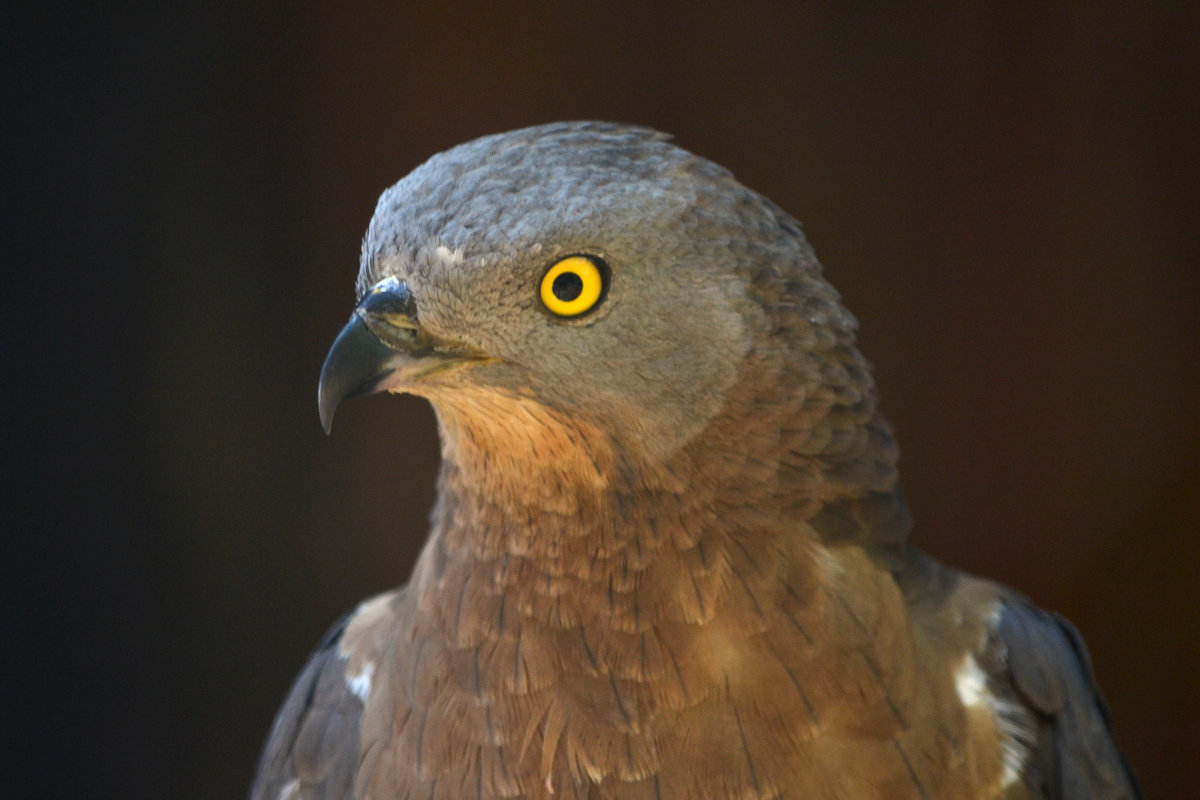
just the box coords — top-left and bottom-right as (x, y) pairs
(359, 311), (422, 350)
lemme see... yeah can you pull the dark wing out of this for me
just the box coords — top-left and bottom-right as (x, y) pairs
(990, 600), (1142, 799)
(250, 591), (400, 800)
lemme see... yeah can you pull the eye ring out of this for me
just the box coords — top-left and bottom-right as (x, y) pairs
(539, 256), (607, 318)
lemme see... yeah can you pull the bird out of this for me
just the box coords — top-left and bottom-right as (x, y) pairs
(250, 122), (1141, 800)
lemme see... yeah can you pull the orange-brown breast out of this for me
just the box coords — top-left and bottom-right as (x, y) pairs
(350, 520), (1012, 800)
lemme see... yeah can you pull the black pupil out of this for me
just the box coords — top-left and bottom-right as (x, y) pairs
(552, 271), (584, 302)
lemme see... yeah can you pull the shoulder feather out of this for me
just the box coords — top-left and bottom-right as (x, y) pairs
(990, 600), (1142, 799)
(250, 591), (401, 800)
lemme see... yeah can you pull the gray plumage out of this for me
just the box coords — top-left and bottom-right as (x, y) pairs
(251, 122), (1140, 800)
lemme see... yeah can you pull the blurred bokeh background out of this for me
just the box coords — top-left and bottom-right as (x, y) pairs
(8, 4), (1197, 798)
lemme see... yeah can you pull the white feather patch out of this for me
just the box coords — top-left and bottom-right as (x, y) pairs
(954, 654), (1032, 789)
(345, 660), (375, 702)
(434, 244), (465, 265)
(954, 655), (988, 708)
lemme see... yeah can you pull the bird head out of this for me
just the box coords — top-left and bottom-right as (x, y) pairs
(319, 123), (896, 520)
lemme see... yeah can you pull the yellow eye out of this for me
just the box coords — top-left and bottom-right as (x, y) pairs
(539, 256), (606, 317)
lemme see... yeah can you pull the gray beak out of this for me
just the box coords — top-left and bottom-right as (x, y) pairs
(317, 277), (423, 434)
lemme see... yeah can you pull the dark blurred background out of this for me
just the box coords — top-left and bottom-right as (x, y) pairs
(7, 4), (1198, 798)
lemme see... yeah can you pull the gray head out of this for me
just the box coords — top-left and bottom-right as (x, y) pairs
(319, 122), (884, 509)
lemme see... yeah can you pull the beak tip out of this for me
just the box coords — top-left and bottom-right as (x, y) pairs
(317, 367), (337, 435)
(318, 369), (346, 436)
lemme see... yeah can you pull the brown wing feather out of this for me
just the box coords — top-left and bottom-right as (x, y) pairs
(992, 601), (1142, 799)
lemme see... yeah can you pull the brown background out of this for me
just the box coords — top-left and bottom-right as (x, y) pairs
(9, 4), (1197, 798)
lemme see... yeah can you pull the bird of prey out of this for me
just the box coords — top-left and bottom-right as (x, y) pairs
(250, 122), (1140, 800)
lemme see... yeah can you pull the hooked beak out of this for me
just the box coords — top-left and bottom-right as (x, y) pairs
(317, 277), (488, 434)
